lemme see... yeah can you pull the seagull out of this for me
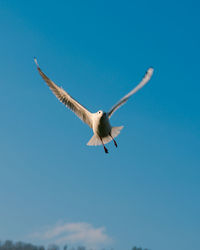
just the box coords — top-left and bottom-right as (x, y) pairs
(34, 58), (153, 153)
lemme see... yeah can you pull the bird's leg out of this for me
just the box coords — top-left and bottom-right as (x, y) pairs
(109, 133), (118, 148)
(100, 137), (108, 154)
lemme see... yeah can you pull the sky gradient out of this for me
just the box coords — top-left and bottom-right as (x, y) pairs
(0, 1), (200, 250)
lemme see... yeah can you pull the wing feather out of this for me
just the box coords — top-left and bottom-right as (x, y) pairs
(108, 68), (154, 118)
(34, 58), (93, 128)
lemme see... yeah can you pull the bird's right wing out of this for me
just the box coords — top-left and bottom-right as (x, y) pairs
(34, 58), (93, 128)
(108, 68), (154, 118)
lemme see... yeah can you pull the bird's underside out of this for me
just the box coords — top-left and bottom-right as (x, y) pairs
(34, 58), (154, 153)
(87, 126), (124, 153)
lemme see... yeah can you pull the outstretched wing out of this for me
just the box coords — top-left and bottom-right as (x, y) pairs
(34, 58), (93, 128)
(108, 68), (154, 118)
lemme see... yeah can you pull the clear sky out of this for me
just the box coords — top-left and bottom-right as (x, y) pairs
(0, 1), (200, 250)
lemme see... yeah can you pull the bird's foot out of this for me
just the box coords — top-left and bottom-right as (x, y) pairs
(104, 146), (109, 154)
(113, 139), (118, 148)
(109, 133), (118, 148)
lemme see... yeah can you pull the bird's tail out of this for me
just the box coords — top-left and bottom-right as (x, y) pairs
(87, 126), (124, 146)
(111, 126), (124, 138)
(87, 135), (102, 146)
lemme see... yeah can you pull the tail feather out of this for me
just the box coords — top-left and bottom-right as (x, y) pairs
(87, 135), (102, 146)
(87, 126), (124, 146)
(111, 126), (124, 138)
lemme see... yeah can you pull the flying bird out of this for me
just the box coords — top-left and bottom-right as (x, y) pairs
(34, 58), (153, 153)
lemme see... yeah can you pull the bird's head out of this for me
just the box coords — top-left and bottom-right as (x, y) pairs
(96, 110), (108, 121)
(97, 110), (103, 116)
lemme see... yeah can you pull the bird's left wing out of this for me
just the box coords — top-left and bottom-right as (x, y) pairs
(108, 68), (154, 118)
(34, 58), (93, 128)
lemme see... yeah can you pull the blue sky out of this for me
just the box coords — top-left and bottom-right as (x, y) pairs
(0, 0), (200, 249)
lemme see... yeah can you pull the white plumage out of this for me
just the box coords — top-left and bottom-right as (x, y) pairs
(34, 58), (153, 153)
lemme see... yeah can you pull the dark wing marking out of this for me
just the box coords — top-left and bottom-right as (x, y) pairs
(34, 58), (93, 128)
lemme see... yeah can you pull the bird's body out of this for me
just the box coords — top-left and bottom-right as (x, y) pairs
(93, 112), (111, 138)
(34, 58), (153, 153)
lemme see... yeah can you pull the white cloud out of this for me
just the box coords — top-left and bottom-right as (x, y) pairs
(31, 222), (112, 248)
